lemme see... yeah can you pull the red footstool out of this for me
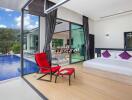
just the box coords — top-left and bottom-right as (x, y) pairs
(55, 68), (75, 85)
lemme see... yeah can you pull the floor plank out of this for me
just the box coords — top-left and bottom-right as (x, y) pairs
(25, 63), (132, 100)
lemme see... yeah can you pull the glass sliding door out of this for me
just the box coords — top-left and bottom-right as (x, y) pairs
(70, 23), (85, 63)
(51, 31), (70, 66)
(23, 11), (40, 75)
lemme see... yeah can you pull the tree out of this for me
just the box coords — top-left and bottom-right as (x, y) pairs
(12, 42), (20, 54)
(0, 28), (20, 54)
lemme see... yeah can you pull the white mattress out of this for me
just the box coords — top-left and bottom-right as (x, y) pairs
(83, 58), (132, 76)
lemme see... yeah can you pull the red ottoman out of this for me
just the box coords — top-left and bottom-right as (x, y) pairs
(55, 68), (75, 85)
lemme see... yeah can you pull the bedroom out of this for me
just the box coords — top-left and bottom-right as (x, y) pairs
(0, 0), (132, 100)
(84, 12), (132, 85)
(24, 0), (132, 100)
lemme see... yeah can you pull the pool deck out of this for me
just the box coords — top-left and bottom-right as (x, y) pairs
(0, 77), (44, 100)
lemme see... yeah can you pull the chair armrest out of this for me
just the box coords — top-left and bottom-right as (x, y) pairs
(39, 67), (51, 70)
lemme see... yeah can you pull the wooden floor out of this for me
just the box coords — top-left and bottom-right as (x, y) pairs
(25, 63), (132, 100)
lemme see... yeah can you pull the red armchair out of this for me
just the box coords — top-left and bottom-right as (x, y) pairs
(35, 52), (61, 82)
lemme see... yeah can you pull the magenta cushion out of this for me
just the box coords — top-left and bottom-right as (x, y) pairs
(102, 50), (111, 58)
(119, 51), (131, 60)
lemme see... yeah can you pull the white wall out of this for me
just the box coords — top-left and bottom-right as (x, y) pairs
(55, 21), (69, 33)
(89, 19), (94, 34)
(40, 17), (46, 52)
(58, 7), (82, 25)
(58, 7), (94, 34)
(94, 14), (132, 48)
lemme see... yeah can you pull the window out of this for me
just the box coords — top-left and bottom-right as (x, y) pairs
(52, 39), (63, 49)
(0, 7), (21, 54)
(23, 11), (40, 75)
(23, 11), (40, 55)
(124, 32), (132, 49)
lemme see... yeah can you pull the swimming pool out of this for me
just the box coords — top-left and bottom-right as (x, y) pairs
(0, 55), (39, 81)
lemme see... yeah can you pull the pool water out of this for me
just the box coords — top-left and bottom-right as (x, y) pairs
(0, 55), (39, 81)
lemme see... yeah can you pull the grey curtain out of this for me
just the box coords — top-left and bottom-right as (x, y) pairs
(28, 0), (45, 17)
(83, 16), (90, 60)
(43, 0), (57, 64)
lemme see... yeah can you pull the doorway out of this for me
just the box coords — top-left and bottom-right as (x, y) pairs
(51, 19), (85, 65)
(70, 23), (85, 63)
(51, 19), (70, 65)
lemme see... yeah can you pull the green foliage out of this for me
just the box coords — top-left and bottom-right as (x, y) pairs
(0, 28), (20, 54)
(11, 42), (21, 54)
(52, 39), (63, 48)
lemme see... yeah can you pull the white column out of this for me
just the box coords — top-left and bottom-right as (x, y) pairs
(30, 35), (34, 47)
(40, 17), (46, 52)
(27, 34), (30, 52)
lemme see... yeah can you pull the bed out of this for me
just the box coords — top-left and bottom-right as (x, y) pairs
(83, 58), (132, 76)
(83, 50), (132, 85)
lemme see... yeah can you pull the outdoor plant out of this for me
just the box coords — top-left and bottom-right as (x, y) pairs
(11, 42), (20, 54)
(0, 28), (20, 54)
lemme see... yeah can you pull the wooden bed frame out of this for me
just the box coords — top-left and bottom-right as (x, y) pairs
(83, 67), (132, 85)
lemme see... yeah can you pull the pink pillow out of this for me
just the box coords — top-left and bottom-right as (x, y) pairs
(102, 50), (111, 58)
(119, 51), (131, 60)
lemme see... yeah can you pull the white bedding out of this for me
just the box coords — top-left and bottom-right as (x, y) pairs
(83, 58), (132, 76)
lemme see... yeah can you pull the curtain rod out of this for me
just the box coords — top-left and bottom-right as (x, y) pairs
(44, 0), (70, 14)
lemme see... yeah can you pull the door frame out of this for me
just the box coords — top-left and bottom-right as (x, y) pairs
(54, 18), (86, 64)
(69, 22), (85, 64)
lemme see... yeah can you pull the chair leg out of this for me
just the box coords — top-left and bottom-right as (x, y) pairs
(37, 73), (48, 80)
(55, 75), (58, 83)
(50, 72), (52, 82)
(69, 75), (71, 86)
(74, 71), (75, 79)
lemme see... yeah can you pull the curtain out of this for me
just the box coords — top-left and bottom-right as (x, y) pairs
(28, 0), (45, 17)
(43, 0), (57, 64)
(83, 16), (90, 60)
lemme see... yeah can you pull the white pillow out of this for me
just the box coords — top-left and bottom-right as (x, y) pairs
(127, 51), (132, 61)
(127, 51), (132, 56)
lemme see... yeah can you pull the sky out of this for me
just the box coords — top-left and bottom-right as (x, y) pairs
(0, 7), (39, 30)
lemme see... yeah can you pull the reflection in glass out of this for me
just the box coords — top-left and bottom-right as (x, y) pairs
(71, 24), (85, 63)
(23, 12), (39, 75)
(51, 31), (70, 66)
(126, 33), (132, 49)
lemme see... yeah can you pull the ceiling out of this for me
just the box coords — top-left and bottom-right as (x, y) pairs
(1, 0), (132, 20)
(50, 0), (132, 20)
(0, 0), (27, 11)
(55, 19), (69, 33)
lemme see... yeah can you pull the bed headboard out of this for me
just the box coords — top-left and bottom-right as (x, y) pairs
(95, 48), (132, 57)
